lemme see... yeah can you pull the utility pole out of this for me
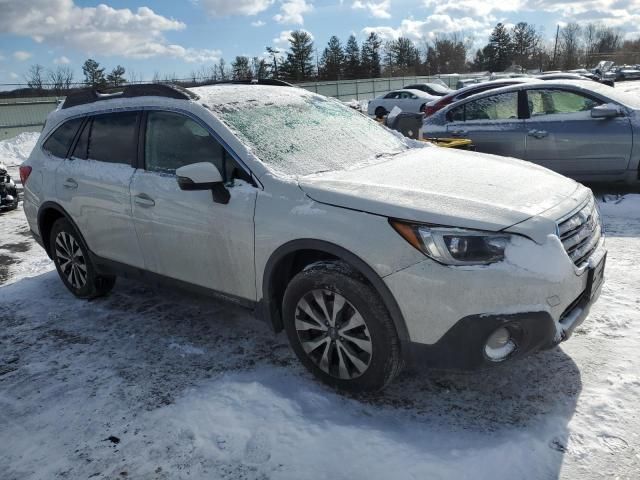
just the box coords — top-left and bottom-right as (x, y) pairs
(552, 24), (560, 70)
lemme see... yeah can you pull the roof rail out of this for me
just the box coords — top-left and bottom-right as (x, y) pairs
(61, 83), (198, 109)
(196, 79), (294, 87)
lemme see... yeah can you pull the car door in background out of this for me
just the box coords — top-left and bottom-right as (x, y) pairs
(130, 110), (257, 300)
(56, 111), (145, 268)
(523, 88), (633, 179)
(445, 91), (527, 158)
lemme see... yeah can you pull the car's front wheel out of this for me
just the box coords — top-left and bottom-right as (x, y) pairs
(283, 261), (402, 392)
(50, 218), (116, 299)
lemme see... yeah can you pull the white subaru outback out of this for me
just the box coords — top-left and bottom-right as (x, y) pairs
(20, 82), (606, 391)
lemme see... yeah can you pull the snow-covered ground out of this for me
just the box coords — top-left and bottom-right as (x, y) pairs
(1, 89), (640, 479)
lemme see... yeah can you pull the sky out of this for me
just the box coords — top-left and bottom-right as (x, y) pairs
(0, 0), (639, 85)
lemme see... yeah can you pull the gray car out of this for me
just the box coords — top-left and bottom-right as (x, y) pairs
(422, 80), (640, 184)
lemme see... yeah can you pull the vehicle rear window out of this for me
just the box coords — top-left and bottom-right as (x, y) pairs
(42, 118), (83, 158)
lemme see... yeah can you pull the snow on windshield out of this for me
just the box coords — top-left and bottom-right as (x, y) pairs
(212, 91), (407, 176)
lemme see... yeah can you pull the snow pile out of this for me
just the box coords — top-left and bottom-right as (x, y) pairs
(0, 132), (39, 167)
(599, 194), (640, 219)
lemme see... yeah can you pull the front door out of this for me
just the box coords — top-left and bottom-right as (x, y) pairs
(56, 111), (144, 268)
(130, 110), (257, 300)
(445, 91), (527, 158)
(523, 88), (632, 178)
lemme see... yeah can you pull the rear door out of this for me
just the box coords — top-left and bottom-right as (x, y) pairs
(56, 111), (144, 267)
(445, 91), (527, 158)
(129, 110), (257, 300)
(523, 87), (633, 178)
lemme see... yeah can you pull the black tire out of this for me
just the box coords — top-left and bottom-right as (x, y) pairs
(282, 261), (402, 392)
(374, 107), (387, 118)
(419, 103), (426, 113)
(50, 218), (116, 299)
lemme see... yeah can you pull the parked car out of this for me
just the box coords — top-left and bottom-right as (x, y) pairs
(0, 162), (19, 210)
(423, 78), (539, 117)
(422, 80), (640, 184)
(613, 66), (640, 81)
(22, 82), (606, 391)
(403, 82), (452, 97)
(367, 89), (437, 117)
(538, 72), (614, 86)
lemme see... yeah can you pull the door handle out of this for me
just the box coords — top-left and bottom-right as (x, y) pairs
(62, 178), (78, 189)
(528, 129), (548, 139)
(134, 193), (155, 207)
(450, 129), (467, 137)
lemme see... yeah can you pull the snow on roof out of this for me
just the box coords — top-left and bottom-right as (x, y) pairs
(189, 84), (315, 111)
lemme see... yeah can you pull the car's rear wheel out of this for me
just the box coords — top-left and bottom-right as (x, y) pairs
(50, 218), (115, 299)
(282, 261), (402, 392)
(374, 107), (387, 118)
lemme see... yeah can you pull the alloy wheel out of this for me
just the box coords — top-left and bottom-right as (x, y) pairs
(294, 289), (373, 379)
(55, 231), (87, 290)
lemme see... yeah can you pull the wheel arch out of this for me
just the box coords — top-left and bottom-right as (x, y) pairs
(261, 239), (410, 342)
(37, 202), (82, 258)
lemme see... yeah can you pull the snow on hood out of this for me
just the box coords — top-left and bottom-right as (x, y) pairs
(298, 147), (579, 231)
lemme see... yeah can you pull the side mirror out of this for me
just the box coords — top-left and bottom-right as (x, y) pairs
(176, 162), (230, 204)
(591, 103), (621, 119)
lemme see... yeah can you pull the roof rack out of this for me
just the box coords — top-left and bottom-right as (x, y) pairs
(212, 79), (294, 87)
(61, 83), (198, 110)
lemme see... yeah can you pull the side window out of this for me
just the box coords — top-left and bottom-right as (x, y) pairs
(447, 105), (464, 122)
(527, 89), (601, 117)
(465, 92), (518, 121)
(384, 92), (399, 99)
(42, 118), (83, 158)
(71, 119), (90, 160)
(145, 111), (249, 183)
(88, 112), (139, 164)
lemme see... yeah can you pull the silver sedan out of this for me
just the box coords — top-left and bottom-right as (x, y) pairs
(421, 80), (640, 184)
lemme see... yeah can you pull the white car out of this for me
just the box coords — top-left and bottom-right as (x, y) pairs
(21, 82), (606, 392)
(367, 89), (437, 117)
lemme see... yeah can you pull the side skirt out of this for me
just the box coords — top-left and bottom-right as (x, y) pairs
(90, 253), (259, 312)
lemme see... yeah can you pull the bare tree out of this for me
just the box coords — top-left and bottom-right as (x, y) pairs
(47, 65), (74, 94)
(559, 23), (582, 70)
(24, 64), (45, 89)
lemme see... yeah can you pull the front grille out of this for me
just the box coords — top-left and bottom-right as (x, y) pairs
(557, 196), (602, 267)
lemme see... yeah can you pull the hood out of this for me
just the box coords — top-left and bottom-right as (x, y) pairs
(298, 147), (579, 232)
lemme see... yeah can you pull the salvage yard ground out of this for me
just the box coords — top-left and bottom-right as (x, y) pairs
(1, 85), (640, 479)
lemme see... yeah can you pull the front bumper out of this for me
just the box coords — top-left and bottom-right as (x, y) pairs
(385, 235), (606, 370)
(404, 279), (601, 370)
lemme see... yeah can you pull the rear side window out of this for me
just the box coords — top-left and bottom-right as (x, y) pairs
(42, 118), (83, 158)
(72, 112), (138, 165)
(466, 92), (518, 121)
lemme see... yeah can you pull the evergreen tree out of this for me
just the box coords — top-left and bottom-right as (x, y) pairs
(106, 65), (126, 87)
(344, 34), (361, 79)
(361, 32), (382, 78)
(386, 37), (420, 74)
(511, 22), (539, 70)
(320, 35), (345, 80)
(485, 23), (513, 72)
(231, 56), (252, 80)
(252, 57), (269, 79)
(82, 58), (106, 87)
(281, 30), (315, 82)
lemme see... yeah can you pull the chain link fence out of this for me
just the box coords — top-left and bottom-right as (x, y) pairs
(0, 73), (489, 140)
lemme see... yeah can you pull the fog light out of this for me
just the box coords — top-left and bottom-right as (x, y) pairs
(484, 326), (516, 362)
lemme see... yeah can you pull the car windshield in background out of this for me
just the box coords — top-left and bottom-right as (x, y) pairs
(219, 94), (408, 176)
(586, 82), (640, 109)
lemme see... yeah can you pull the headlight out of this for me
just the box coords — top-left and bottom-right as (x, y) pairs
(390, 220), (511, 265)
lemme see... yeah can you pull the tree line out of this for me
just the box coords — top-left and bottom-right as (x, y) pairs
(17, 22), (640, 94)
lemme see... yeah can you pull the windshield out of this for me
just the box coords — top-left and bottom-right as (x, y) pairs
(586, 82), (640, 109)
(217, 92), (408, 176)
(428, 84), (450, 95)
